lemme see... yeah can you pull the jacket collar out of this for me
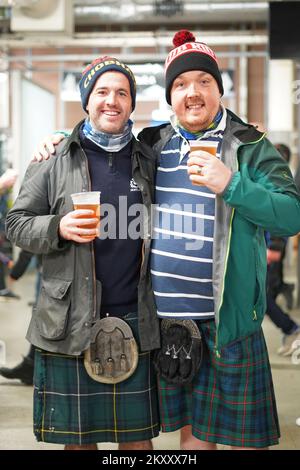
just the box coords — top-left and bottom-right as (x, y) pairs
(225, 109), (265, 144)
(132, 138), (154, 161)
(63, 119), (85, 155)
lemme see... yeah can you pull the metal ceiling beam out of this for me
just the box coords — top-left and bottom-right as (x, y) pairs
(74, 1), (268, 24)
(0, 30), (267, 48)
(4, 50), (267, 67)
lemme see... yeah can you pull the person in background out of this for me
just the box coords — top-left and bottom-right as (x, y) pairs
(266, 233), (300, 356)
(0, 169), (19, 300)
(0, 250), (37, 385)
(6, 56), (160, 451)
(0, 168), (18, 193)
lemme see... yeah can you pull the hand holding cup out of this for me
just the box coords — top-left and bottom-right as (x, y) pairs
(187, 141), (232, 194)
(59, 191), (101, 243)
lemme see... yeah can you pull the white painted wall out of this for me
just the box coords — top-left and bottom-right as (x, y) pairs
(268, 60), (294, 132)
(11, 73), (55, 190)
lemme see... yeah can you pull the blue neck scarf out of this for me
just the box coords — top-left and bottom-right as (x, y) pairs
(82, 118), (133, 152)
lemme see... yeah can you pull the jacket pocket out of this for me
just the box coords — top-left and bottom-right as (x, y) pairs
(35, 278), (72, 340)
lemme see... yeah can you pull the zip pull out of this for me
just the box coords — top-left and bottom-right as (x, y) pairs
(253, 309), (257, 320)
(108, 153), (113, 167)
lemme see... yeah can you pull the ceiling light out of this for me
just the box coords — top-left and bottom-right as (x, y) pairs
(153, 0), (184, 17)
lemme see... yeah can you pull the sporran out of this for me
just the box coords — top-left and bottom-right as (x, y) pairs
(153, 319), (203, 384)
(84, 316), (138, 384)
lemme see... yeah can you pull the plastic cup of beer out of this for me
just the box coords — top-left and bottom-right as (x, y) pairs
(189, 140), (218, 156)
(188, 141), (218, 186)
(71, 191), (101, 238)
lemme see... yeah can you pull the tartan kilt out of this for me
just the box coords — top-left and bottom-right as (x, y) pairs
(158, 319), (280, 448)
(33, 313), (160, 445)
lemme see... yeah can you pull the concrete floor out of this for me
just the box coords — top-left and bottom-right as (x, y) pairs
(0, 271), (300, 450)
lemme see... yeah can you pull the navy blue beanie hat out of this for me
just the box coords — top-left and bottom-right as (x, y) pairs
(79, 56), (136, 111)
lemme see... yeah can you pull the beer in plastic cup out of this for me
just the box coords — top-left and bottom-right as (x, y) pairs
(188, 141), (218, 186)
(189, 140), (218, 156)
(71, 191), (101, 238)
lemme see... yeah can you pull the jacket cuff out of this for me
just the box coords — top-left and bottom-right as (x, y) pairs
(221, 171), (241, 201)
(48, 215), (70, 251)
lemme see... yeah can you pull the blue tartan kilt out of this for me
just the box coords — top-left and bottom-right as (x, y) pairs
(33, 313), (160, 445)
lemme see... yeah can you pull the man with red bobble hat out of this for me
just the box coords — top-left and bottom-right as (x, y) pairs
(139, 30), (300, 450)
(31, 33), (300, 450)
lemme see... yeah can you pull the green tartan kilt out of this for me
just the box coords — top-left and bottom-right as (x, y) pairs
(33, 313), (160, 445)
(158, 319), (280, 448)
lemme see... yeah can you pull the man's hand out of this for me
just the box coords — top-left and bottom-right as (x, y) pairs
(187, 151), (232, 194)
(32, 133), (66, 162)
(0, 169), (18, 191)
(59, 210), (99, 243)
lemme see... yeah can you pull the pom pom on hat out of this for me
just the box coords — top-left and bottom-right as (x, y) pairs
(172, 30), (196, 48)
(164, 29), (224, 105)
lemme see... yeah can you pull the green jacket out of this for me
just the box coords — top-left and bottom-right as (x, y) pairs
(139, 110), (300, 355)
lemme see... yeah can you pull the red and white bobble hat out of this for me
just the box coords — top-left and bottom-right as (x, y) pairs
(164, 30), (224, 104)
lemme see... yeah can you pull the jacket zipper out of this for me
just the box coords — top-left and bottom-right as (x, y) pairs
(80, 147), (97, 323)
(214, 208), (235, 358)
(140, 240), (145, 276)
(132, 150), (148, 277)
(214, 133), (266, 357)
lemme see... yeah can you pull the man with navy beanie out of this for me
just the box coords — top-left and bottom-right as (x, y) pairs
(6, 56), (160, 450)
(79, 56), (137, 112)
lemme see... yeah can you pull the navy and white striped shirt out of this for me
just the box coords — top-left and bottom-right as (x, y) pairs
(151, 109), (227, 319)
